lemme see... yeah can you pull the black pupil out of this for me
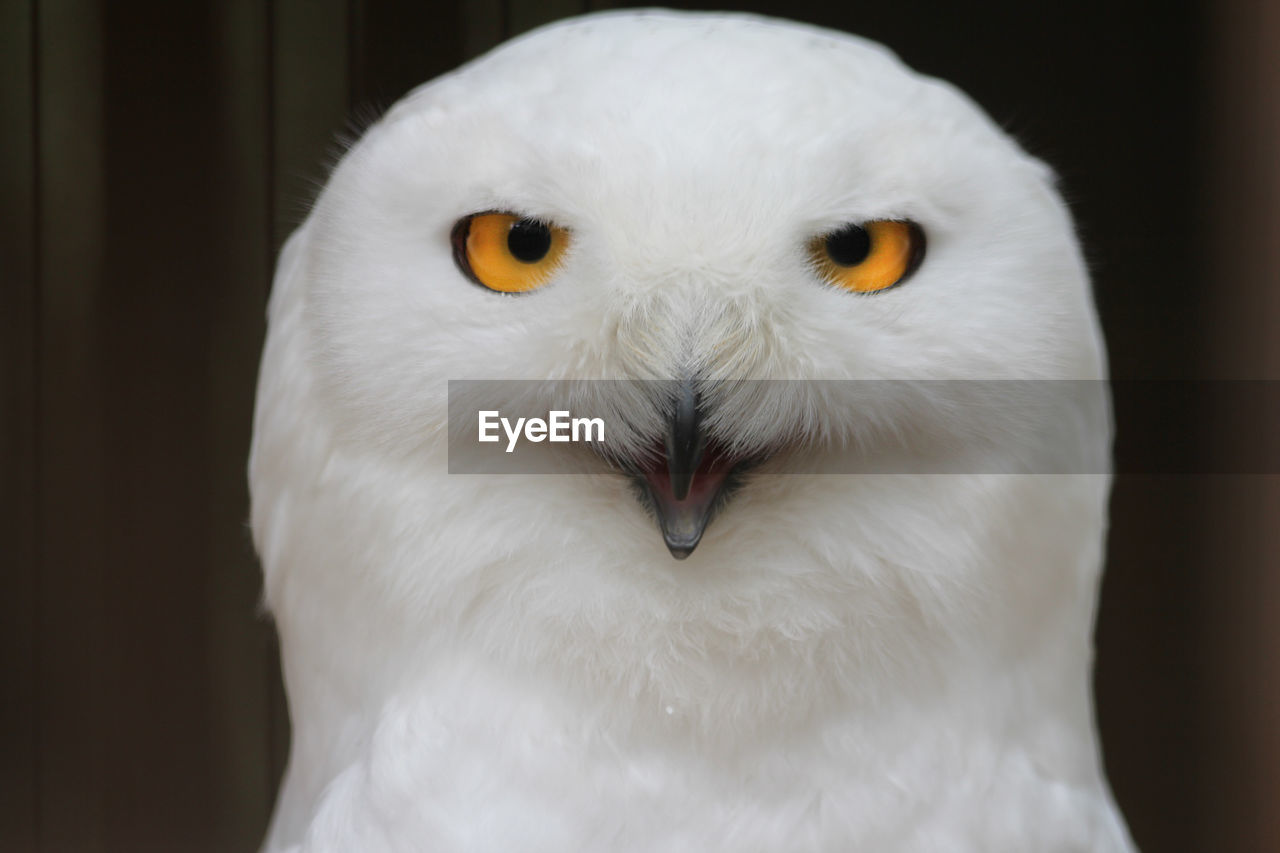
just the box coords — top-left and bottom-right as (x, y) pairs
(507, 219), (552, 263)
(825, 225), (872, 267)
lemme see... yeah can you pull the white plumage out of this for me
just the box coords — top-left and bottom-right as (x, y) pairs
(250, 10), (1135, 851)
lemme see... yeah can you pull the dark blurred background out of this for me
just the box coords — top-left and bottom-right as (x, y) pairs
(2, 0), (1277, 850)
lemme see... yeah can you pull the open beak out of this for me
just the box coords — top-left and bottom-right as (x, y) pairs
(636, 382), (739, 559)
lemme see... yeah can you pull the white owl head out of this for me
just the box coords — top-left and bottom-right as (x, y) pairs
(252, 11), (1112, 725)
(265, 11), (1105, 565)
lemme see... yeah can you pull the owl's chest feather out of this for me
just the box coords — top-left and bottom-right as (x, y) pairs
(273, 658), (1130, 853)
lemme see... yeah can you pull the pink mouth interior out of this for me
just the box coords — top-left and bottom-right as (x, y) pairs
(639, 441), (735, 509)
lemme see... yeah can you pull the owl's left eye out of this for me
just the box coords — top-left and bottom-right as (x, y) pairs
(808, 220), (925, 293)
(451, 212), (570, 294)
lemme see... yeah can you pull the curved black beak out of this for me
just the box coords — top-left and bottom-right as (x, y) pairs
(638, 380), (736, 560)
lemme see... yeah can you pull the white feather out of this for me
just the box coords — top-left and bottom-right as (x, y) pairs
(250, 10), (1134, 851)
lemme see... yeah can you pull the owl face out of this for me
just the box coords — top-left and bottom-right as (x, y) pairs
(288, 11), (1104, 558)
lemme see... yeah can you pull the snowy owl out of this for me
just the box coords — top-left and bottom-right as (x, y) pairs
(249, 9), (1135, 852)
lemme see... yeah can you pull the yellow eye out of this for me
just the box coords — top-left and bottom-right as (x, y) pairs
(452, 212), (569, 293)
(808, 220), (925, 293)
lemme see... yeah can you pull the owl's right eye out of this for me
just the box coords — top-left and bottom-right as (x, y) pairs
(451, 212), (569, 293)
(808, 220), (925, 294)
